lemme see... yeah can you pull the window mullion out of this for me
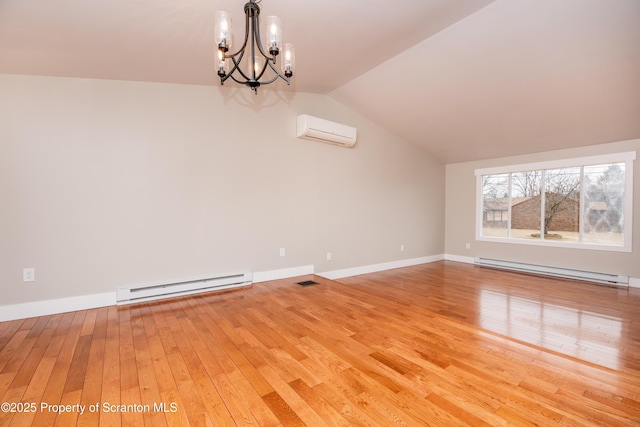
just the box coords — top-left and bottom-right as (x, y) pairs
(507, 173), (512, 238)
(579, 165), (585, 244)
(540, 170), (545, 240)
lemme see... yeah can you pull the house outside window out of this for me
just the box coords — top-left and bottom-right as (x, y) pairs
(475, 152), (635, 252)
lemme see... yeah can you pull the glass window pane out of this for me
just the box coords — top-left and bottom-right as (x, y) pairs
(482, 174), (509, 238)
(582, 163), (625, 246)
(510, 171), (541, 240)
(543, 167), (581, 243)
(476, 153), (632, 251)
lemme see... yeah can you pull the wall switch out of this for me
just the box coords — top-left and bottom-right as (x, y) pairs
(279, 248), (286, 257)
(466, 243), (471, 250)
(327, 252), (332, 261)
(400, 244), (405, 252)
(23, 268), (35, 282)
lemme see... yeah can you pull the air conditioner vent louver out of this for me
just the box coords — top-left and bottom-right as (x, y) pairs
(296, 114), (357, 147)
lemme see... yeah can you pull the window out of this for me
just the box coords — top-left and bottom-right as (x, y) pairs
(476, 152), (635, 252)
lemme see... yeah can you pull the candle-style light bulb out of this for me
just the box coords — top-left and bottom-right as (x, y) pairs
(215, 11), (232, 50)
(282, 43), (295, 77)
(265, 16), (281, 56)
(217, 50), (228, 76)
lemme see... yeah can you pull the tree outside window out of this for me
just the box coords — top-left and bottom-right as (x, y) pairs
(477, 154), (634, 251)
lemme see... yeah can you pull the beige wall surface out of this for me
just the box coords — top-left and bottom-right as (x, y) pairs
(445, 139), (640, 278)
(0, 74), (444, 306)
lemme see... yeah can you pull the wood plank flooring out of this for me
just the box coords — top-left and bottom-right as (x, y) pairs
(1, 261), (639, 426)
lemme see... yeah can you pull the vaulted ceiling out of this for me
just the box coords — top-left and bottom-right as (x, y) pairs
(1, 0), (638, 163)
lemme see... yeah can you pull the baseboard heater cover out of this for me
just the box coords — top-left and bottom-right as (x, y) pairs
(116, 272), (252, 305)
(475, 258), (629, 286)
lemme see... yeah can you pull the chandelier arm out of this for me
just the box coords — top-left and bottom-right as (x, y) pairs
(225, 59), (288, 87)
(228, 73), (251, 86)
(251, 13), (277, 63)
(249, 14), (258, 80)
(254, 74), (280, 86)
(220, 51), (245, 83)
(247, 63), (289, 87)
(254, 51), (271, 82)
(223, 5), (252, 60)
(264, 59), (291, 84)
(229, 62), (285, 87)
(227, 53), (253, 83)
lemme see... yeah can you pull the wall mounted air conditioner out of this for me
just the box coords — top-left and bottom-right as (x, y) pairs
(296, 114), (357, 147)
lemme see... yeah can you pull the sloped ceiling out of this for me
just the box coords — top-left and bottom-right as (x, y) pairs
(1, 0), (638, 163)
(330, 0), (640, 163)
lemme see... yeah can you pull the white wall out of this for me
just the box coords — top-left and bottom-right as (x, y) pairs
(445, 139), (640, 278)
(0, 74), (445, 307)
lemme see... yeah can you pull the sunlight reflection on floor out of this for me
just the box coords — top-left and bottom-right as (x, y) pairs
(479, 290), (621, 369)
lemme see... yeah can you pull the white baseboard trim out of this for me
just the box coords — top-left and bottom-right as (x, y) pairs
(0, 265), (315, 323)
(252, 265), (315, 283)
(451, 253), (640, 289)
(0, 292), (116, 323)
(3, 258), (636, 322)
(317, 255), (444, 280)
(444, 254), (475, 264)
(0, 264), (316, 322)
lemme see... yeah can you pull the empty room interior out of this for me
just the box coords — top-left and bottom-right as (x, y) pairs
(1, 0), (640, 425)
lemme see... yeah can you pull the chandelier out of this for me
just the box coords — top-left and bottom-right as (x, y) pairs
(215, 0), (295, 93)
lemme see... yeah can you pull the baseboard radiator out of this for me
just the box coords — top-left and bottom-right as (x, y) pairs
(475, 258), (629, 286)
(116, 272), (253, 305)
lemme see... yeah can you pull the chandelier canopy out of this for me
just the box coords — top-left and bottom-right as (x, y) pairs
(215, 0), (295, 93)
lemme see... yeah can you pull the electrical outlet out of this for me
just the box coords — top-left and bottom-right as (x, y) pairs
(400, 244), (405, 252)
(327, 252), (332, 261)
(466, 243), (471, 250)
(23, 268), (35, 282)
(279, 248), (285, 257)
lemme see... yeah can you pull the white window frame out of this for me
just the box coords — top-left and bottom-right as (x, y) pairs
(475, 151), (636, 252)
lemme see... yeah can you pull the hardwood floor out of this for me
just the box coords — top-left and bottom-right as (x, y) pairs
(1, 261), (639, 426)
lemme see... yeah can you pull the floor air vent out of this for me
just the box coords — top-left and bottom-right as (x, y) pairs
(296, 280), (319, 287)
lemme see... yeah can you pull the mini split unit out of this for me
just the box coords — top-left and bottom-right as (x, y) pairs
(296, 114), (357, 148)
